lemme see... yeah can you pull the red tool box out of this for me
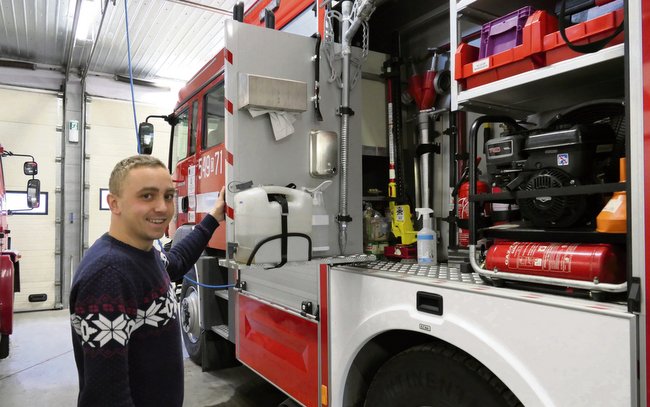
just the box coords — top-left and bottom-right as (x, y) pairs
(543, 7), (624, 65)
(455, 10), (556, 90)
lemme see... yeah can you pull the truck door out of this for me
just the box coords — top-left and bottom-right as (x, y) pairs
(170, 102), (199, 231)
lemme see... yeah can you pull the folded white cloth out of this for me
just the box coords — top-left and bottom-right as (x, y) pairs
(248, 108), (298, 140)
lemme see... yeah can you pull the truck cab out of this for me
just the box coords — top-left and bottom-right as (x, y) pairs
(0, 145), (40, 358)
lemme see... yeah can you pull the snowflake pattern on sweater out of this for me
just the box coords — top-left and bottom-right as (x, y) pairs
(70, 284), (177, 348)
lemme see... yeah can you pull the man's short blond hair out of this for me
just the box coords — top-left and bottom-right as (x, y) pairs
(109, 155), (167, 196)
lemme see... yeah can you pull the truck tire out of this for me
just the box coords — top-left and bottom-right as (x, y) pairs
(364, 342), (522, 407)
(179, 267), (238, 370)
(180, 268), (203, 365)
(0, 334), (8, 359)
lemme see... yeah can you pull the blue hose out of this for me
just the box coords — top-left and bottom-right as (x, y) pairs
(183, 274), (234, 290)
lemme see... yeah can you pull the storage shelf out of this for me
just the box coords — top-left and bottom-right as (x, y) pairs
(454, 43), (625, 117)
(457, 0), (553, 22)
(482, 222), (626, 244)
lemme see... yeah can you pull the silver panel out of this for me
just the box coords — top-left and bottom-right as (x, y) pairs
(238, 261), (322, 312)
(238, 73), (307, 112)
(310, 130), (338, 178)
(225, 20), (364, 257)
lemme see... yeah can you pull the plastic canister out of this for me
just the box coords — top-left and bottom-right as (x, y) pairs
(305, 180), (333, 254)
(415, 208), (437, 264)
(233, 186), (312, 264)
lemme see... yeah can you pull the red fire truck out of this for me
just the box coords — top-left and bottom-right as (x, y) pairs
(142, 0), (650, 406)
(0, 145), (40, 358)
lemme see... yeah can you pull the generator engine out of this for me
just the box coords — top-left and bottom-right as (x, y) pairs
(485, 124), (618, 228)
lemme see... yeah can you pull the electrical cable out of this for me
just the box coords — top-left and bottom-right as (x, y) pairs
(183, 274), (234, 290)
(123, 0), (140, 153)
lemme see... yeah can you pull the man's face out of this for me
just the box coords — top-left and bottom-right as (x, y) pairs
(109, 166), (175, 250)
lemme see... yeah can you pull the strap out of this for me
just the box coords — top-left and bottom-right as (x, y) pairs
(268, 194), (289, 269)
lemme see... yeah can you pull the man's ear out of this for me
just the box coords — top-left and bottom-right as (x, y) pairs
(107, 193), (121, 215)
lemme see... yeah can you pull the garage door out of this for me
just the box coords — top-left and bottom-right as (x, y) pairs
(86, 97), (171, 247)
(0, 87), (60, 311)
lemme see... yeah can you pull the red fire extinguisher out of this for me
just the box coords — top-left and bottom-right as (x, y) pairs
(453, 159), (490, 247)
(484, 241), (626, 284)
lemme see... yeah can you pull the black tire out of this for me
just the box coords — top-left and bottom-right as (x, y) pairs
(179, 267), (238, 370)
(364, 342), (522, 407)
(0, 334), (8, 359)
(179, 268), (203, 365)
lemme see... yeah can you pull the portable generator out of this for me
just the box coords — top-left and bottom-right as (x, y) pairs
(485, 123), (618, 228)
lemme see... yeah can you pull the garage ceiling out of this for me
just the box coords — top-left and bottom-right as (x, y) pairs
(0, 0), (257, 83)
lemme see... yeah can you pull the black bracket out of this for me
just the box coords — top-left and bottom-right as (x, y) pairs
(301, 301), (313, 315)
(628, 277), (641, 313)
(337, 106), (355, 116)
(336, 214), (352, 222)
(415, 143), (441, 157)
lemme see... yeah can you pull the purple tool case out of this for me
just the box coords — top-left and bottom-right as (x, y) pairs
(479, 6), (534, 59)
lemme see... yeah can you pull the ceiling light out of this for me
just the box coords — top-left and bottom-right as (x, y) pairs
(76, 0), (101, 41)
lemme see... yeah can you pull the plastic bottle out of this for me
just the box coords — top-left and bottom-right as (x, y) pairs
(304, 180), (333, 254)
(596, 157), (627, 233)
(415, 208), (437, 264)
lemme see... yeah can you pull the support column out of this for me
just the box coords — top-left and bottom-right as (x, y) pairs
(59, 78), (83, 308)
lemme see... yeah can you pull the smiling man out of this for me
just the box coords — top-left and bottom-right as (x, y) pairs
(69, 155), (225, 407)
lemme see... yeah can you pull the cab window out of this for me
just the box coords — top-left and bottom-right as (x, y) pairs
(190, 101), (199, 155)
(203, 84), (225, 148)
(171, 110), (189, 165)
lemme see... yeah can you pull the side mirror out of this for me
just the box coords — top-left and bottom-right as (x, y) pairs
(26, 179), (40, 209)
(138, 122), (155, 155)
(24, 161), (38, 176)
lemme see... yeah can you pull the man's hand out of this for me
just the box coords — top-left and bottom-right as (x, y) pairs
(209, 186), (226, 222)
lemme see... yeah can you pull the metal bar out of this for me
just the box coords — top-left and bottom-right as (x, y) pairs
(164, 0), (231, 15)
(81, 0), (112, 79)
(470, 182), (627, 202)
(469, 245), (628, 293)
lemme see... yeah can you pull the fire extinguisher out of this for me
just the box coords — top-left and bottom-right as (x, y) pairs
(485, 241), (626, 284)
(452, 160), (490, 247)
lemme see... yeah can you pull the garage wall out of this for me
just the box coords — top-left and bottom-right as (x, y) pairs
(85, 97), (171, 247)
(0, 87), (60, 311)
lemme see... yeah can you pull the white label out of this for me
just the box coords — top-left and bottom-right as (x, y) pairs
(188, 165), (196, 196)
(68, 120), (79, 143)
(472, 58), (490, 73)
(557, 153), (569, 166)
(313, 214), (329, 226)
(396, 206), (405, 222)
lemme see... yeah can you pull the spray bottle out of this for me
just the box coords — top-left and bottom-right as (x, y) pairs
(415, 208), (437, 264)
(304, 180), (333, 254)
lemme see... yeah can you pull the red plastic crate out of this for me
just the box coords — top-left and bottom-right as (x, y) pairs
(543, 8), (624, 65)
(455, 10), (557, 90)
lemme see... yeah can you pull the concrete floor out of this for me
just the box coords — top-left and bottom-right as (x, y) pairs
(0, 309), (288, 406)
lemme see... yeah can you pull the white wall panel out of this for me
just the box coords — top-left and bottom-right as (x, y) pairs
(86, 97), (171, 247)
(0, 87), (59, 311)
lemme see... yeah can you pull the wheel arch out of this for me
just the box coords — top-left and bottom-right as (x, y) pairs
(338, 323), (546, 407)
(341, 329), (435, 406)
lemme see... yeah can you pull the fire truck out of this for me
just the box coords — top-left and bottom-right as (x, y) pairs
(141, 0), (649, 405)
(0, 146), (40, 359)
